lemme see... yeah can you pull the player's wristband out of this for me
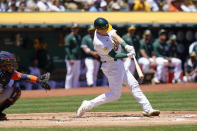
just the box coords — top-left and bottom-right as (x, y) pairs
(108, 49), (128, 59)
(121, 42), (127, 48)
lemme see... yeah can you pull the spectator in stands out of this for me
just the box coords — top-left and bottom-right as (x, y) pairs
(7, 1), (17, 12)
(133, 0), (151, 11)
(49, 0), (66, 11)
(81, 25), (100, 87)
(27, 0), (39, 11)
(193, 0), (197, 9)
(168, 0), (182, 12)
(122, 25), (140, 75)
(0, 0), (8, 12)
(162, 0), (171, 11)
(64, 0), (78, 11)
(37, 0), (51, 11)
(100, 0), (107, 11)
(183, 53), (197, 82)
(111, 2), (121, 11)
(65, 23), (82, 89)
(181, 0), (197, 12)
(18, 1), (28, 12)
(120, 0), (130, 11)
(138, 29), (156, 73)
(89, 0), (102, 12)
(146, 0), (159, 11)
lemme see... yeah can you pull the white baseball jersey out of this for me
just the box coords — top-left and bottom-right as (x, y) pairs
(93, 29), (121, 62)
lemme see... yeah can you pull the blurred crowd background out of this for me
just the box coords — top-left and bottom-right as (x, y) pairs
(0, 0), (197, 12)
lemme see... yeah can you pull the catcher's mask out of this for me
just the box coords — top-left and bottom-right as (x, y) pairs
(0, 51), (18, 73)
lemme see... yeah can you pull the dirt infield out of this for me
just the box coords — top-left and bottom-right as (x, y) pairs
(2, 83), (197, 128)
(2, 111), (197, 128)
(21, 83), (197, 98)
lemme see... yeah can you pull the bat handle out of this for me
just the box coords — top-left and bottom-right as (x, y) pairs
(133, 55), (144, 80)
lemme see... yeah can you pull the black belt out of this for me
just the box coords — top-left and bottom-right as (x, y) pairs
(102, 59), (117, 63)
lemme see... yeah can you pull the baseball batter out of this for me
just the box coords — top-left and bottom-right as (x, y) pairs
(77, 17), (160, 117)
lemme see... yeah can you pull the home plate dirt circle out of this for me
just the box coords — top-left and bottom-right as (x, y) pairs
(1, 111), (197, 128)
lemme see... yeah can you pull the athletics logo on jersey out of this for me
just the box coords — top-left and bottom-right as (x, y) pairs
(104, 47), (109, 51)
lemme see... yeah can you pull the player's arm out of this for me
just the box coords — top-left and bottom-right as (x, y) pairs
(65, 36), (74, 60)
(140, 49), (149, 59)
(81, 36), (99, 59)
(111, 32), (135, 54)
(108, 49), (133, 59)
(11, 71), (37, 82)
(11, 71), (51, 90)
(190, 67), (197, 76)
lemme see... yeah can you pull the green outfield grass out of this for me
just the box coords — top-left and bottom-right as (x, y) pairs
(1, 125), (197, 131)
(5, 89), (197, 114)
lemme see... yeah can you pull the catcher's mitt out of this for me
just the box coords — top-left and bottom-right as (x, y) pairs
(37, 73), (51, 90)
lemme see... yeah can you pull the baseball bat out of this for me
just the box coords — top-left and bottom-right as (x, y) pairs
(133, 55), (144, 80)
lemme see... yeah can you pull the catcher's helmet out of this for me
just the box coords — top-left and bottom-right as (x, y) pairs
(94, 17), (109, 30)
(0, 51), (18, 72)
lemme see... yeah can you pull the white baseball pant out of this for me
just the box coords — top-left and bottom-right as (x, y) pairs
(183, 73), (197, 82)
(84, 60), (153, 113)
(155, 57), (182, 82)
(65, 60), (81, 89)
(123, 58), (136, 75)
(85, 58), (100, 87)
(138, 57), (154, 72)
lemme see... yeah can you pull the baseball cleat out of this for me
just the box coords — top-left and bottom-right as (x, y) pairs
(143, 109), (160, 117)
(77, 100), (90, 117)
(151, 78), (160, 85)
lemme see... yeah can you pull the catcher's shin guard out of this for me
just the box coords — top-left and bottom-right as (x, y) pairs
(0, 86), (21, 114)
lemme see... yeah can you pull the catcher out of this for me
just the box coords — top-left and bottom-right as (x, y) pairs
(0, 51), (50, 120)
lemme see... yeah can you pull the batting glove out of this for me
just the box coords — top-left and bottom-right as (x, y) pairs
(127, 51), (136, 58)
(125, 45), (135, 53)
(37, 73), (51, 90)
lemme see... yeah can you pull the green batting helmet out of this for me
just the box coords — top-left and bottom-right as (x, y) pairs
(94, 17), (109, 30)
